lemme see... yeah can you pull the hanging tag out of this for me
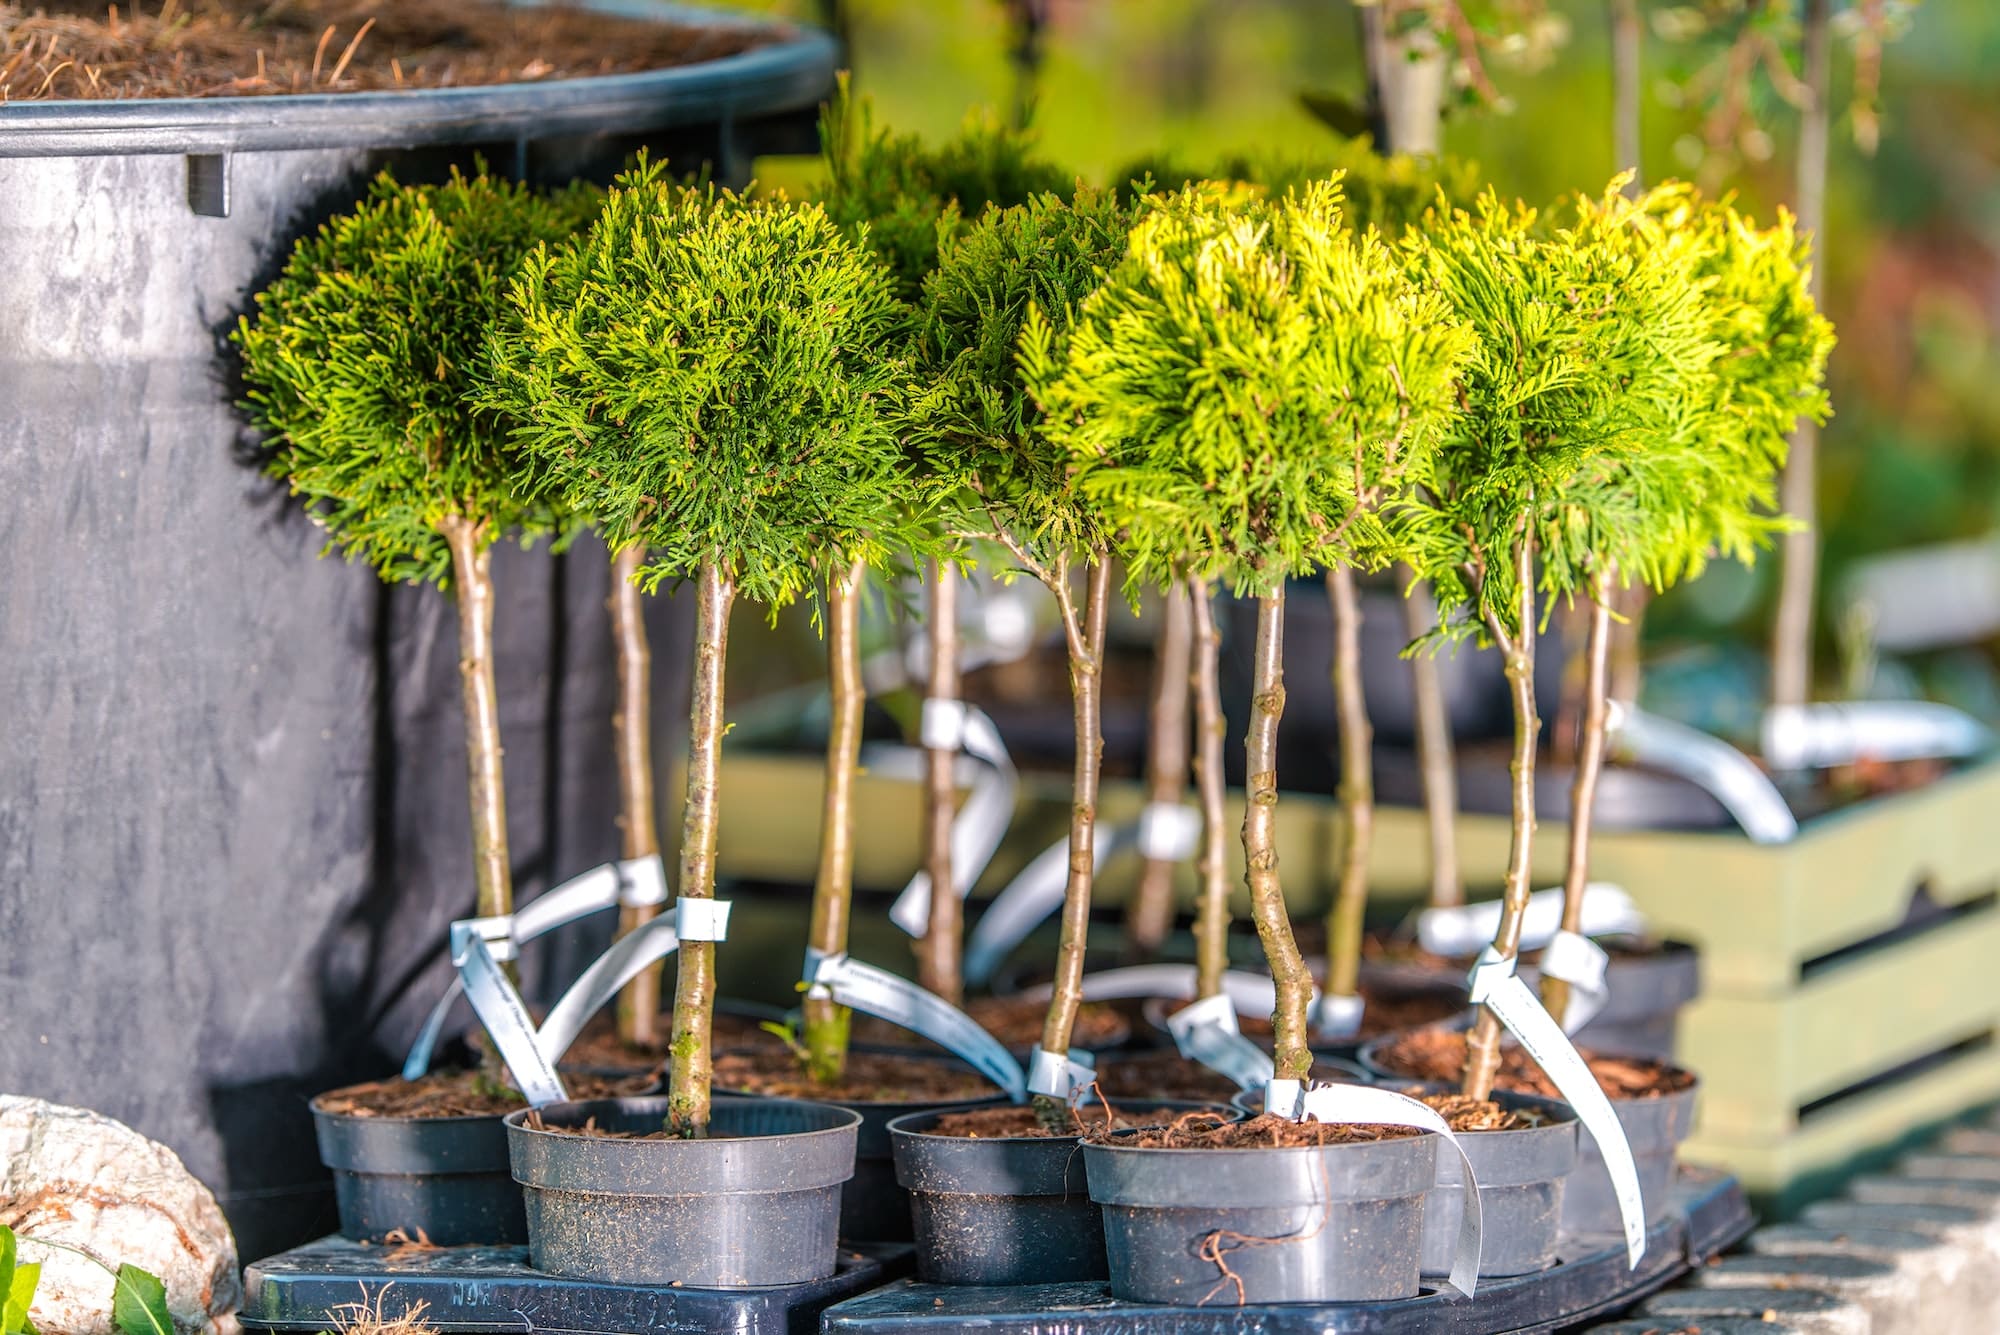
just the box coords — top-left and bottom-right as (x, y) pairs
(963, 822), (1138, 986)
(1762, 700), (1991, 771)
(1136, 802), (1201, 862)
(1468, 948), (1646, 1268)
(1290, 1083), (1486, 1299)
(1308, 992), (1366, 1041)
(402, 916), (513, 1080)
(1016, 964), (1295, 1027)
(535, 916), (682, 1065)
(617, 855), (669, 908)
(1610, 702), (1797, 844)
(804, 952), (1027, 1102)
(674, 897), (733, 942)
(920, 698), (969, 751)
(1165, 993), (1274, 1093)
(1417, 884), (1645, 960)
(1541, 930), (1611, 1034)
(1025, 1044), (1100, 1102)
(891, 706), (1021, 936)
(449, 925), (567, 1108)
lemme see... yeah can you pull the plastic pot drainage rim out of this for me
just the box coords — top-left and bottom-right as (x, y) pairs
(505, 1094), (861, 1288)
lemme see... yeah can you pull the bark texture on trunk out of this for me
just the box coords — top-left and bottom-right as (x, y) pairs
(1611, 0), (1643, 185)
(1542, 572), (1612, 1022)
(1126, 581), (1194, 959)
(1189, 577), (1231, 999)
(440, 515), (512, 925)
(1245, 585), (1314, 1083)
(668, 559), (734, 1136)
(1401, 574), (1462, 908)
(805, 558), (867, 1084)
(915, 560), (964, 1004)
(1033, 554), (1111, 1127)
(1462, 540), (1538, 1102)
(610, 543), (664, 1049)
(1323, 567), (1373, 1001)
(1772, 0), (1831, 711)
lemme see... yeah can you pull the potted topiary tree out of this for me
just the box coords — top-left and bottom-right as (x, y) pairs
(237, 165), (619, 1247)
(484, 166), (911, 1286)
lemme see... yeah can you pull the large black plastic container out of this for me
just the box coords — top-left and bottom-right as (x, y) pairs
(0, 4), (833, 1262)
(506, 1095), (860, 1287)
(1081, 1128), (1438, 1304)
(887, 1100), (1228, 1286)
(1571, 943), (1702, 1060)
(310, 1098), (525, 1245)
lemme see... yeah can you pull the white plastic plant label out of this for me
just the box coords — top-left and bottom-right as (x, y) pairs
(1165, 993), (1273, 1093)
(617, 854), (669, 908)
(1540, 929), (1611, 1034)
(449, 923), (567, 1108)
(1762, 700), (1991, 771)
(1468, 947), (1647, 1268)
(1308, 992), (1365, 1041)
(1015, 964), (1297, 1028)
(891, 706), (1020, 937)
(1136, 802), (1201, 862)
(534, 915), (683, 1066)
(1610, 702), (1797, 844)
(674, 897), (732, 942)
(920, 697), (969, 751)
(1417, 883), (1645, 960)
(804, 951), (1027, 1102)
(1025, 1044), (1099, 1102)
(1284, 1083), (1486, 1298)
(962, 822), (1138, 986)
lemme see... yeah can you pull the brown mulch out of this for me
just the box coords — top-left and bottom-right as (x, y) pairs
(713, 1047), (997, 1105)
(2, 0), (764, 103)
(551, 1008), (782, 1072)
(1417, 1091), (1534, 1133)
(1169, 986), (1465, 1043)
(1094, 1111), (1418, 1150)
(926, 1102), (1202, 1141)
(1090, 1050), (1361, 1104)
(314, 1067), (651, 1119)
(1372, 1028), (1697, 1101)
(852, 997), (1131, 1054)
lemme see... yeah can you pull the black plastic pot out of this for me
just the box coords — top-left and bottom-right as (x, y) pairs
(0, 5), (833, 1262)
(1376, 744), (1734, 832)
(887, 1100), (1228, 1286)
(505, 1094), (860, 1288)
(310, 1097), (526, 1246)
(1565, 1075), (1700, 1236)
(1081, 1128), (1437, 1304)
(1398, 1084), (1578, 1277)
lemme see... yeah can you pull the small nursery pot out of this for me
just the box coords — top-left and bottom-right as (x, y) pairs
(505, 1095), (859, 1288)
(1082, 1128), (1437, 1304)
(1564, 1073), (1699, 1236)
(1569, 942), (1702, 1062)
(310, 1097), (525, 1246)
(1401, 1084), (1579, 1277)
(887, 1100), (1228, 1286)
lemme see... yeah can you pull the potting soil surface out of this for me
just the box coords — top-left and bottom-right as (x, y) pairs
(1372, 1028), (1698, 1101)
(1092, 1110), (1418, 1149)
(312, 1067), (650, 1119)
(2, 0), (766, 103)
(1091, 1049), (1357, 1103)
(1165, 987), (1465, 1041)
(851, 996), (1131, 1053)
(713, 1047), (997, 1103)
(929, 1103), (1211, 1140)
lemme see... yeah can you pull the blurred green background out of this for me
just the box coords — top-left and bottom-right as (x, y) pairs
(697, 0), (2000, 727)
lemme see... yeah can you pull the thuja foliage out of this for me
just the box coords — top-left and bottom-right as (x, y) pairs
(488, 157), (925, 605)
(237, 167), (597, 584)
(817, 83), (1074, 301)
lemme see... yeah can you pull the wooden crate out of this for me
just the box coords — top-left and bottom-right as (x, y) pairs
(681, 750), (2000, 1209)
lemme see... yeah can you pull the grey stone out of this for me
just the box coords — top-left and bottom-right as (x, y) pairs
(1639, 1285), (1865, 1335)
(1586, 1322), (1797, 1335)
(0, 1096), (239, 1334)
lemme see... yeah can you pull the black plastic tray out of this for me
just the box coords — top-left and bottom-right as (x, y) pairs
(819, 1167), (1751, 1335)
(239, 1238), (910, 1334)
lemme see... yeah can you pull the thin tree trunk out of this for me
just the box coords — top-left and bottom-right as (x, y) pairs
(440, 515), (511, 925)
(1610, 0), (1642, 185)
(1402, 574), (1462, 908)
(1004, 0), (1046, 132)
(1462, 539), (1538, 1102)
(1246, 584), (1314, 1083)
(805, 557), (866, 1084)
(610, 544), (663, 1050)
(1771, 0), (1831, 711)
(1542, 571), (1612, 1022)
(1357, 0), (1445, 155)
(1033, 553), (1111, 1127)
(915, 560), (963, 1004)
(1323, 567), (1373, 1003)
(668, 559), (734, 1136)
(1610, 586), (1648, 705)
(1189, 576), (1231, 999)
(1126, 582), (1194, 959)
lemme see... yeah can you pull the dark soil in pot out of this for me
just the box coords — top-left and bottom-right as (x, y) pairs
(889, 1100), (1227, 1286)
(529, 999), (791, 1077)
(3, 0), (767, 101)
(505, 1094), (860, 1287)
(1397, 1086), (1579, 1277)
(310, 1068), (652, 1245)
(851, 996), (1132, 1057)
(715, 1048), (1002, 1243)
(1147, 983), (1467, 1052)
(1365, 1028), (1697, 1234)
(1081, 1113), (1434, 1304)
(1377, 741), (1735, 831)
